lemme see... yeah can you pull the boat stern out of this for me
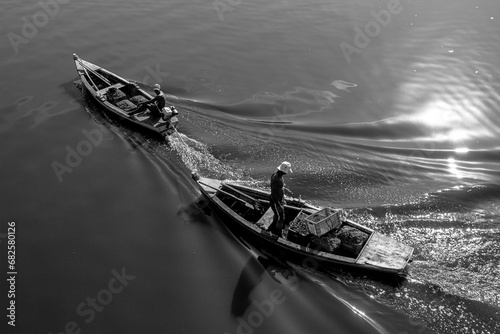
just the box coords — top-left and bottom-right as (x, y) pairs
(356, 232), (414, 273)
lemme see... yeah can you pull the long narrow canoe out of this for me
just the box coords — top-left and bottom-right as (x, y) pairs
(194, 175), (414, 276)
(73, 53), (179, 137)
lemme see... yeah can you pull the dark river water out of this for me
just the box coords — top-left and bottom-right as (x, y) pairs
(1, 0), (499, 333)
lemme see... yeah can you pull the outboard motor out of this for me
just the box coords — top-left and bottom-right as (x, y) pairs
(168, 106), (179, 129)
(158, 106), (179, 136)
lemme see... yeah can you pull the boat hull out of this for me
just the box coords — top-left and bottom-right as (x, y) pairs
(73, 54), (178, 138)
(195, 176), (413, 277)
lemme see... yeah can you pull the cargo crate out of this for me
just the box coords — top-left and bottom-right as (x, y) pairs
(305, 208), (341, 236)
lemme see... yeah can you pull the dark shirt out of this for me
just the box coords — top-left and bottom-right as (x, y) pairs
(149, 92), (166, 110)
(270, 171), (284, 203)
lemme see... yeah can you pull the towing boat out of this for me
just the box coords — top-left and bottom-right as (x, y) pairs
(73, 53), (179, 137)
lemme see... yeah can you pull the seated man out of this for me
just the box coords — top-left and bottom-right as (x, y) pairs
(129, 83), (165, 118)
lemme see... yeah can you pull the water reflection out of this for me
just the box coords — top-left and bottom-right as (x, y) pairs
(454, 147), (469, 154)
(447, 157), (463, 179)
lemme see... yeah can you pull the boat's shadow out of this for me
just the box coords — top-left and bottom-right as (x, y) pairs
(229, 250), (406, 320)
(230, 255), (299, 317)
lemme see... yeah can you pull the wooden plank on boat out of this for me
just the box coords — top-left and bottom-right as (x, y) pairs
(97, 83), (125, 95)
(356, 232), (413, 270)
(198, 178), (222, 195)
(256, 207), (274, 231)
(134, 114), (150, 121)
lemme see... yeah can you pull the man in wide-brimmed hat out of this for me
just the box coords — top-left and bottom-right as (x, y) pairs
(129, 83), (165, 118)
(270, 161), (292, 235)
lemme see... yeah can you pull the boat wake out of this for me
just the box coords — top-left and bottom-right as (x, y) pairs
(168, 132), (245, 180)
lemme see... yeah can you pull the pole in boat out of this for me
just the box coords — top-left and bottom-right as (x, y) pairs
(73, 54), (101, 90)
(74, 54), (111, 86)
(80, 60), (111, 85)
(198, 181), (257, 210)
(173, 126), (187, 146)
(80, 62), (99, 91)
(82, 61), (111, 86)
(223, 183), (264, 213)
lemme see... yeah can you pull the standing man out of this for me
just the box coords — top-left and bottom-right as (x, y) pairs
(270, 161), (292, 236)
(129, 83), (166, 118)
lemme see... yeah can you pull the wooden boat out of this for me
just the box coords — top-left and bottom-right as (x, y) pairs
(193, 174), (414, 276)
(73, 54), (179, 137)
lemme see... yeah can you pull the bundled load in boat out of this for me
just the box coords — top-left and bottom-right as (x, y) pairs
(288, 208), (369, 256)
(337, 225), (369, 254)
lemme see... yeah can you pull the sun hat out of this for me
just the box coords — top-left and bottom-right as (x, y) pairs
(153, 84), (161, 91)
(277, 161), (292, 174)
